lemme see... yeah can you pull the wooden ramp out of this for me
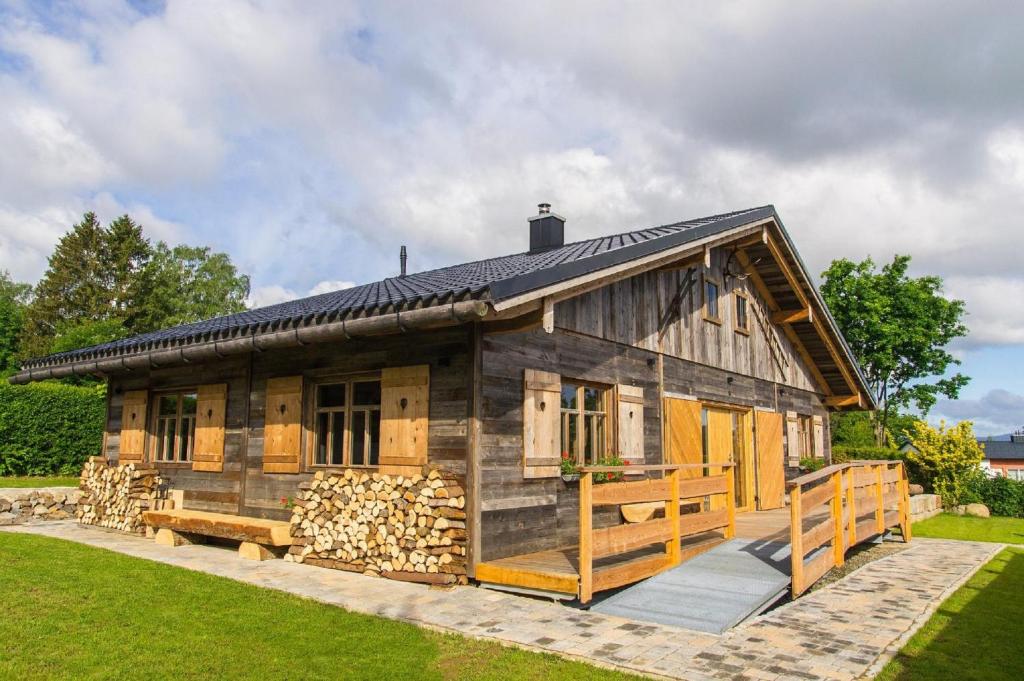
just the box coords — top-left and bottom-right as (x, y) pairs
(590, 539), (792, 633)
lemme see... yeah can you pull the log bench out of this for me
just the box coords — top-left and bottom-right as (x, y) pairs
(142, 509), (292, 561)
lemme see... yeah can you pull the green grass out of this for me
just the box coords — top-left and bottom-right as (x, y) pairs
(913, 513), (1024, 544)
(877, 547), (1024, 681)
(0, 533), (641, 681)
(0, 475), (79, 488)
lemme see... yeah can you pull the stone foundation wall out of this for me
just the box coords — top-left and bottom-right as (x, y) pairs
(286, 468), (468, 585)
(76, 459), (162, 534)
(0, 489), (82, 525)
(909, 493), (942, 523)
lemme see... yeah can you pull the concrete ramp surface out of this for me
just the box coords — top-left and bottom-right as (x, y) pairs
(590, 539), (791, 634)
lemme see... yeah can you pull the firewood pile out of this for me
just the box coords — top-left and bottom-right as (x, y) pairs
(76, 458), (163, 534)
(286, 468), (468, 585)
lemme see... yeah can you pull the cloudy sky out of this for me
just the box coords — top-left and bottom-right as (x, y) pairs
(1, 1), (1022, 434)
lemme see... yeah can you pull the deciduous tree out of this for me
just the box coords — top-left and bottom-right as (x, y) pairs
(821, 255), (969, 445)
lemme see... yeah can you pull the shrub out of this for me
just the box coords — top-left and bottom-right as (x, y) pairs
(0, 381), (105, 476)
(964, 472), (1024, 518)
(904, 420), (984, 508)
(799, 457), (825, 472)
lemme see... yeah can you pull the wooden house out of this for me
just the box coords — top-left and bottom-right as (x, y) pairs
(13, 204), (874, 598)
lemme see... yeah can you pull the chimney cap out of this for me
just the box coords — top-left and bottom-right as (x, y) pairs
(537, 202), (551, 214)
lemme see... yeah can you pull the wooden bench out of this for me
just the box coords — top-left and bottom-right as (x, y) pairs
(143, 509), (292, 561)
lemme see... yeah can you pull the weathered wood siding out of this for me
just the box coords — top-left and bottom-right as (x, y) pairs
(554, 248), (820, 392)
(105, 328), (471, 522)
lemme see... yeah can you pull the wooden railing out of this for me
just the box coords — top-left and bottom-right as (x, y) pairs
(788, 460), (911, 597)
(577, 463), (736, 603)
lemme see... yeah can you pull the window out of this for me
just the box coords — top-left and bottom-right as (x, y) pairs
(313, 379), (382, 467)
(1008, 469), (1024, 481)
(703, 276), (721, 323)
(560, 382), (609, 465)
(734, 291), (749, 334)
(154, 390), (197, 462)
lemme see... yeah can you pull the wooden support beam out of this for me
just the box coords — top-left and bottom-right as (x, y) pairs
(771, 308), (812, 324)
(764, 232), (810, 310)
(703, 245), (712, 268)
(541, 297), (554, 333)
(825, 395), (863, 408)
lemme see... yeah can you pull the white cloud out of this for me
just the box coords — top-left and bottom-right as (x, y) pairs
(933, 389), (1024, 436)
(248, 279), (358, 309)
(309, 280), (356, 296)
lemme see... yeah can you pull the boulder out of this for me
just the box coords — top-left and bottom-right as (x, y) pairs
(908, 483), (924, 496)
(965, 503), (990, 518)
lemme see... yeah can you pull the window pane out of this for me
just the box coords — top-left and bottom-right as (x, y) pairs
(161, 418), (176, 461)
(353, 381), (381, 406)
(564, 413), (579, 460)
(318, 384), (346, 408)
(736, 296), (747, 328)
(706, 282), (719, 317)
(367, 410), (381, 466)
(181, 393), (198, 416)
(584, 414), (594, 463)
(583, 387), (602, 411)
(351, 411), (366, 466)
(315, 412), (329, 465)
(179, 416), (193, 461)
(159, 394), (178, 416)
(330, 412), (345, 466)
(561, 384), (578, 410)
(594, 415), (605, 461)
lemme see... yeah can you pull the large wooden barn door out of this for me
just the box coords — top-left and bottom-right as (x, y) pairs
(705, 408), (734, 511)
(755, 411), (785, 510)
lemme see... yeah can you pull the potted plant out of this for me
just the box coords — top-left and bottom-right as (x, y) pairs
(592, 454), (627, 483)
(560, 452), (580, 482)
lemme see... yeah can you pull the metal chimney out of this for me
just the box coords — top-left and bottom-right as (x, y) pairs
(400, 245), (407, 277)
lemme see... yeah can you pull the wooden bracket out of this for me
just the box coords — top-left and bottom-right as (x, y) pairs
(824, 395), (862, 408)
(542, 298), (554, 333)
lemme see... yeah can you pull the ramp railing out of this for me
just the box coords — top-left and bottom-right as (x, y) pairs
(788, 460), (911, 597)
(577, 463), (736, 603)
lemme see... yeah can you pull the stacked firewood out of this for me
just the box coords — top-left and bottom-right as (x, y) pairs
(286, 468), (468, 585)
(76, 458), (162, 534)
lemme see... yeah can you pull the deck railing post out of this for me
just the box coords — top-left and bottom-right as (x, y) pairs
(874, 464), (885, 534)
(845, 466), (856, 549)
(832, 470), (845, 568)
(789, 484), (804, 598)
(579, 472), (593, 604)
(898, 463), (912, 543)
(724, 465), (736, 540)
(666, 468), (682, 566)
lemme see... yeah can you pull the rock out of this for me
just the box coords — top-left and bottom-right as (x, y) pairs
(0, 511), (16, 525)
(0, 499), (10, 513)
(965, 503), (990, 518)
(908, 484), (924, 496)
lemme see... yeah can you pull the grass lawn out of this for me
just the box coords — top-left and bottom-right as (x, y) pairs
(876, 547), (1024, 681)
(913, 513), (1024, 544)
(0, 475), (79, 489)
(0, 533), (642, 681)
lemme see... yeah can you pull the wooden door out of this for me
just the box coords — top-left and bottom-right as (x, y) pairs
(663, 397), (702, 477)
(705, 408), (733, 511)
(755, 411), (785, 510)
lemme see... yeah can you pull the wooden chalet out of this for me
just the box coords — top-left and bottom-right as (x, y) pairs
(14, 204), (882, 601)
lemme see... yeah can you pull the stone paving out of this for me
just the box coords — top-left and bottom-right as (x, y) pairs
(0, 521), (1002, 681)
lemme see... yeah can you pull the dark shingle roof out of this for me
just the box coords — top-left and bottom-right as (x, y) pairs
(981, 440), (1024, 460)
(22, 206), (773, 368)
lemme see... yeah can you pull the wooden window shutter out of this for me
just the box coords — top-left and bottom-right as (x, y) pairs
(755, 411), (785, 510)
(523, 368), (560, 479)
(812, 415), (825, 459)
(785, 411), (801, 465)
(118, 390), (148, 463)
(263, 376), (303, 474)
(192, 383), (228, 472)
(663, 397), (702, 478)
(379, 365), (430, 476)
(615, 385), (645, 467)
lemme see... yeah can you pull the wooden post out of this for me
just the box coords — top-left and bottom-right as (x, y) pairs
(845, 466), (856, 549)
(899, 464), (912, 543)
(666, 468), (682, 566)
(579, 472), (593, 603)
(874, 464), (885, 534)
(724, 465), (736, 540)
(789, 485), (803, 598)
(832, 470), (845, 568)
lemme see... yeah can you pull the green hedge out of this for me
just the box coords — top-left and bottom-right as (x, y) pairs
(0, 382), (106, 476)
(964, 473), (1024, 518)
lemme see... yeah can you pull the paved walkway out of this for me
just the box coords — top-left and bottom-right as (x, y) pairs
(0, 522), (1002, 681)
